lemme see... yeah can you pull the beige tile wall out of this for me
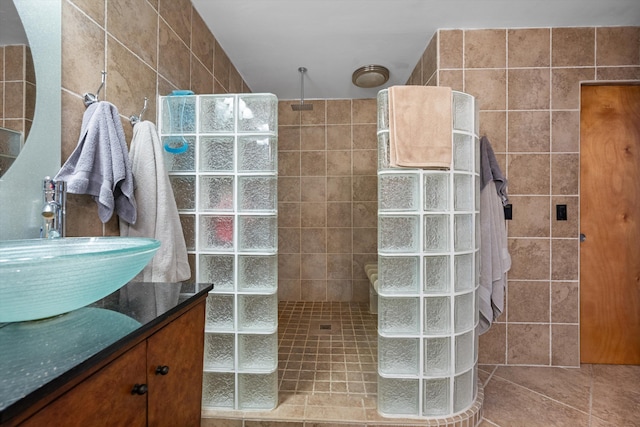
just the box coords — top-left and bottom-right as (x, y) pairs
(408, 26), (639, 366)
(60, 0), (249, 263)
(58, 4), (640, 336)
(277, 99), (378, 302)
(1, 45), (35, 137)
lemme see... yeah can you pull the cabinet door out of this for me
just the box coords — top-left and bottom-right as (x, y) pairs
(20, 342), (147, 427)
(147, 301), (206, 427)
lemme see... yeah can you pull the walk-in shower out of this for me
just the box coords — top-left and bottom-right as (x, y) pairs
(161, 88), (482, 425)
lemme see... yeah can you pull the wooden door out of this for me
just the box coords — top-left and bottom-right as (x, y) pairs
(147, 301), (206, 427)
(580, 84), (640, 364)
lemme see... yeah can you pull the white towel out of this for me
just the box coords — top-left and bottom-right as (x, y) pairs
(120, 121), (191, 283)
(55, 101), (136, 224)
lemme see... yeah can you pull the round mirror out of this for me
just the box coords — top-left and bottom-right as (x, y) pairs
(0, 0), (61, 240)
(0, 0), (36, 178)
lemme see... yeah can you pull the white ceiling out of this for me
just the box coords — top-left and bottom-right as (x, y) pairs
(193, 0), (640, 100)
(2, 1), (638, 99)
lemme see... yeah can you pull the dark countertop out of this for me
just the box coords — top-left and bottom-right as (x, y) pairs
(0, 281), (212, 424)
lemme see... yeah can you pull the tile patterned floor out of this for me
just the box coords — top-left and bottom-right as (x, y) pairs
(480, 363), (640, 426)
(277, 301), (378, 398)
(202, 302), (640, 426)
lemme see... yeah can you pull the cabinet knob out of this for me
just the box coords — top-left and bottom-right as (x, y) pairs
(131, 383), (148, 395)
(155, 365), (170, 376)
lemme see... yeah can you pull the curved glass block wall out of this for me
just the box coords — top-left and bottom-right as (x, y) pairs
(376, 89), (479, 418)
(159, 94), (279, 411)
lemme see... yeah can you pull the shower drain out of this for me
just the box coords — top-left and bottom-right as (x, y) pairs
(309, 320), (340, 335)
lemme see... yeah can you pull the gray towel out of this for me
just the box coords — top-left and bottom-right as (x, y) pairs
(480, 135), (508, 205)
(478, 135), (511, 335)
(478, 180), (511, 334)
(55, 101), (136, 224)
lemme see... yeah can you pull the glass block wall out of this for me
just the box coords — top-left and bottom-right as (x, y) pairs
(376, 89), (479, 418)
(159, 93), (279, 410)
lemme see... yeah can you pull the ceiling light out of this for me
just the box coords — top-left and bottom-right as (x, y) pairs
(352, 65), (390, 88)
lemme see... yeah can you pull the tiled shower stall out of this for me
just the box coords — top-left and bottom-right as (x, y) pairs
(159, 93), (279, 410)
(376, 89), (481, 418)
(159, 89), (482, 420)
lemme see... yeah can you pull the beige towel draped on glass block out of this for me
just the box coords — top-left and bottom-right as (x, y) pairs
(388, 85), (452, 169)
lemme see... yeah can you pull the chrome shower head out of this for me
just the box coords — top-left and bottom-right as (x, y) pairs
(292, 67), (313, 111)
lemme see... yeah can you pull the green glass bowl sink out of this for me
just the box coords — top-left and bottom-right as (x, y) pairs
(0, 237), (160, 322)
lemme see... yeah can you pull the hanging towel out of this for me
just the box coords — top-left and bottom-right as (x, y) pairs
(120, 120), (191, 283)
(388, 85), (452, 169)
(480, 135), (508, 205)
(55, 101), (136, 224)
(478, 136), (511, 334)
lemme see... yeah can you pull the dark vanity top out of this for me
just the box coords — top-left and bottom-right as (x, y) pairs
(0, 282), (212, 424)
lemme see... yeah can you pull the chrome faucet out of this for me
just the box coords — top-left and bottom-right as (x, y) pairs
(42, 177), (66, 238)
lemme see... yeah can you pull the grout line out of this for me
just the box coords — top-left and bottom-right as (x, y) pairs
(481, 365), (499, 387)
(490, 370), (590, 416)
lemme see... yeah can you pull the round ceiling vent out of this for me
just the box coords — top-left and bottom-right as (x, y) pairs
(352, 65), (390, 88)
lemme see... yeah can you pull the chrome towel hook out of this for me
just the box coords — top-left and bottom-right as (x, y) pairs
(83, 71), (107, 107)
(129, 97), (149, 126)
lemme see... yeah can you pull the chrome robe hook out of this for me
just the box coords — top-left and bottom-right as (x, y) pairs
(129, 97), (149, 125)
(83, 71), (107, 107)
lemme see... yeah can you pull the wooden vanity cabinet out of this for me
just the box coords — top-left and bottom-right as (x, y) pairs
(17, 299), (206, 427)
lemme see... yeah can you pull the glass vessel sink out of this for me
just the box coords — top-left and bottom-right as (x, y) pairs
(0, 237), (160, 322)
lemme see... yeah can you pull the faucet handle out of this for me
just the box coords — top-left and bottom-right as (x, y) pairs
(43, 176), (53, 191)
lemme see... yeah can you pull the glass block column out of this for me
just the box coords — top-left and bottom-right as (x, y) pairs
(159, 93), (279, 411)
(376, 89), (479, 418)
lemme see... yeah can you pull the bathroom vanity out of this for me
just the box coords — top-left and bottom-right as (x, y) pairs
(0, 282), (212, 427)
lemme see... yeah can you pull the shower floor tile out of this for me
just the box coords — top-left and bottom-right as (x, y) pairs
(277, 301), (378, 399)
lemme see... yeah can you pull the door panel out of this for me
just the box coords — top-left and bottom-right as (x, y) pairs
(580, 84), (640, 364)
(20, 342), (147, 427)
(147, 301), (206, 427)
